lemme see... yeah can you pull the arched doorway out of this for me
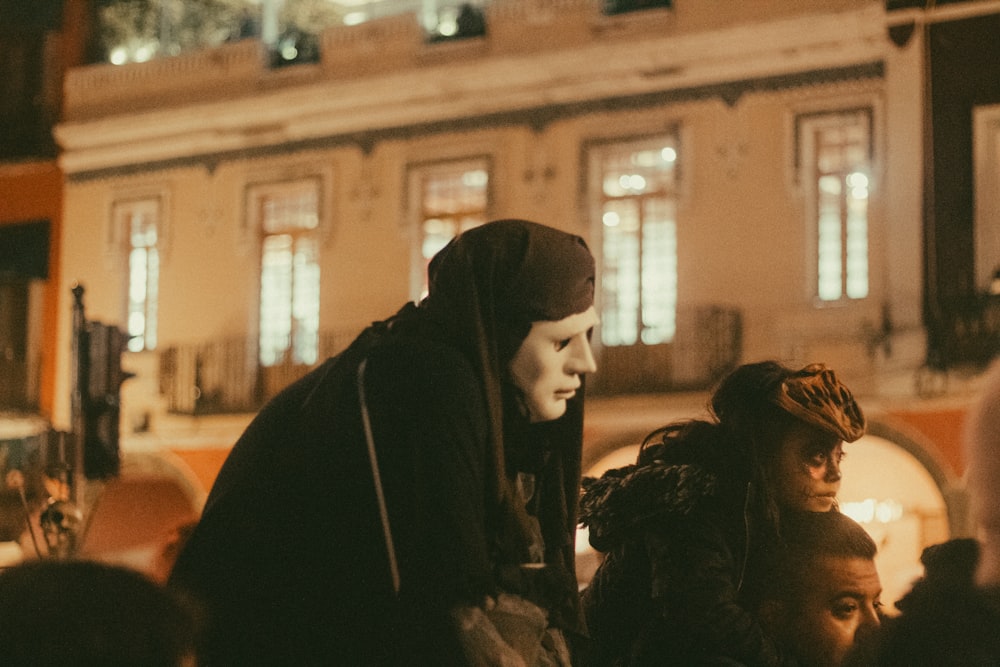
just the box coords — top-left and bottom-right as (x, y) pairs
(839, 432), (954, 613)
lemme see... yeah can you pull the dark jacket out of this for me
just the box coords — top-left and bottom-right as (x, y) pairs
(578, 442), (790, 667)
(169, 306), (582, 666)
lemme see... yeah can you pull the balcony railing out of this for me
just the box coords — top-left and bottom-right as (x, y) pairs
(160, 303), (736, 414)
(589, 304), (742, 395)
(932, 293), (1000, 370)
(159, 328), (361, 415)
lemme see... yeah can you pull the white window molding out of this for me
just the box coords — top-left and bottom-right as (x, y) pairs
(795, 106), (875, 304)
(974, 103), (1000, 291)
(110, 194), (164, 351)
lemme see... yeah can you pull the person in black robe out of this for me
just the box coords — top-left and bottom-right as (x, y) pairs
(168, 219), (598, 666)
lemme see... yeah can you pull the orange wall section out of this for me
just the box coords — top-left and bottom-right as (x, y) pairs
(884, 407), (969, 479)
(0, 161), (64, 419)
(169, 447), (232, 494)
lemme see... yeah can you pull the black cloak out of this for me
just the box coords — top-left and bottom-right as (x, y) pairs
(168, 219), (595, 666)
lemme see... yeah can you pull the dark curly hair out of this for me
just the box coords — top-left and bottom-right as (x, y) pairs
(637, 361), (829, 535)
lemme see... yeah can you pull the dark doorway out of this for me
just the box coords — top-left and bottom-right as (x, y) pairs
(0, 219), (50, 410)
(0, 280), (29, 409)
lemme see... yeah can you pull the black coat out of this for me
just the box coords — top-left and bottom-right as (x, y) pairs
(170, 219), (593, 666)
(169, 306), (592, 666)
(578, 453), (791, 666)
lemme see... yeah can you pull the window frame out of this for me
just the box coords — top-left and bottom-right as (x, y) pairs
(248, 177), (323, 368)
(584, 130), (682, 349)
(405, 155), (493, 301)
(795, 107), (875, 305)
(112, 195), (163, 352)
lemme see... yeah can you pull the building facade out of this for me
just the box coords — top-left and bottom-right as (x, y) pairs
(38, 0), (1000, 601)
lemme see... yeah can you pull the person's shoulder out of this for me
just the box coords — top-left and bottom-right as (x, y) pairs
(367, 332), (477, 383)
(360, 333), (485, 417)
(580, 459), (719, 551)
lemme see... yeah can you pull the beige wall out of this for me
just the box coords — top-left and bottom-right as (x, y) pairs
(53, 0), (929, 436)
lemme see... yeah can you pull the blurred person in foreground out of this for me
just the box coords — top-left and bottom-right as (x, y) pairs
(0, 559), (199, 667)
(846, 357), (1000, 666)
(169, 219), (598, 666)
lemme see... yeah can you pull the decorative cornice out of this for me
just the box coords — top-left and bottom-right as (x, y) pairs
(58, 4), (889, 180)
(63, 61), (883, 183)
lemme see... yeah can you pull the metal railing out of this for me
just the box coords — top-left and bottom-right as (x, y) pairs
(589, 304), (742, 395)
(931, 293), (1000, 370)
(160, 304), (738, 413)
(159, 328), (361, 415)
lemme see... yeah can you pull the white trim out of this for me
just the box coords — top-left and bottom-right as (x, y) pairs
(796, 107), (875, 306)
(974, 103), (1000, 291)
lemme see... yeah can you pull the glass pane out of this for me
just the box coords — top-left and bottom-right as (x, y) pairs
(292, 237), (320, 365)
(811, 112), (871, 302)
(422, 217), (461, 261)
(846, 187), (869, 299)
(601, 200), (640, 346)
(259, 233), (293, 366)
(124, 204), (159, 352)
(817, 187), (843, 301)
(596, 136), (678, 347)
(127, 246), (147, 351)
(145, 248), (159, 350)
(422, 167), (488, 220)
(262, 188), (318, 233)
(601, 142), (677, 197)
(641, 198), (677, 345)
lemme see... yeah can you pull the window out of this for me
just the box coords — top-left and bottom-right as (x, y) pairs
(799, 109), (872, 302)
(255, 180), (320, 367)
(590, 135), (679, 347)
(114, 198), (160, 352)
(409, 158), (490, 298)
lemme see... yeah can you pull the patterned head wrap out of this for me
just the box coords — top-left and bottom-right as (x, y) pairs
(770, 363), (866, 442)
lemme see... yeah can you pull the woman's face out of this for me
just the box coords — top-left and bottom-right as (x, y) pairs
(772, 422), (845, 512)
(509, 306), (599, 423)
